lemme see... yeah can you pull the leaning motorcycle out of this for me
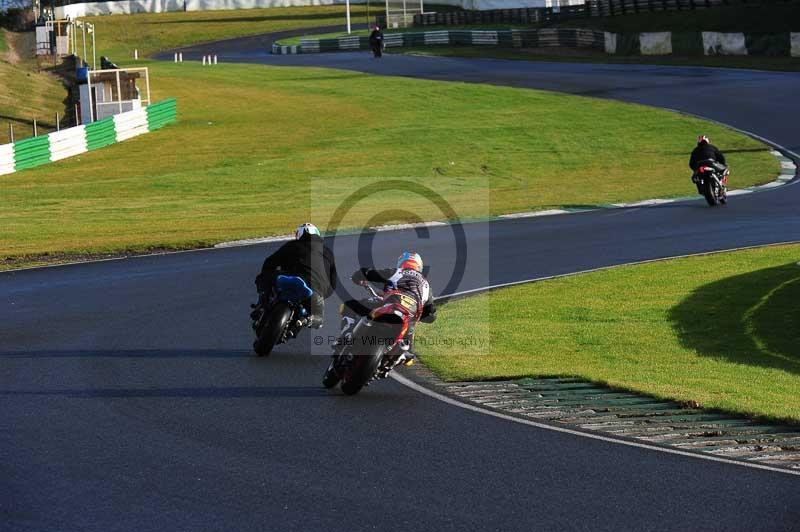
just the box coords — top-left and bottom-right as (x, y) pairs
(251, 275), (313, 357)
(693, 162), (729, 206)
(323, 283), (416, 395)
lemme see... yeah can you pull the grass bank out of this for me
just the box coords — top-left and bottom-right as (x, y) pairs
(0, 58), (778, 267)
(418, 244), (800, 423)
(0, 30), (69, 143)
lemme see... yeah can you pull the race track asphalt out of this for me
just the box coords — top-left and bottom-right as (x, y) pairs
(3, 35), (799, 532)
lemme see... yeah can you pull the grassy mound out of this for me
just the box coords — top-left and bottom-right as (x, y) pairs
(0, 30), (68, 142)
(418, 244), (800, 422)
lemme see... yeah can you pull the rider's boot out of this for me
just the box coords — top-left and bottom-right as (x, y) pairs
(396, 338), (416, 367)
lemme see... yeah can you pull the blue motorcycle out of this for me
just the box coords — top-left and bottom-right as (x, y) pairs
(251, 275), (313, 357)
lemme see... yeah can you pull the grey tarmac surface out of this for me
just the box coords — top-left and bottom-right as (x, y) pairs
(3, 34), (800, 532)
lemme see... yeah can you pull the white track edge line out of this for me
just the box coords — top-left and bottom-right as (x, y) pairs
(390, 372), (800, 477)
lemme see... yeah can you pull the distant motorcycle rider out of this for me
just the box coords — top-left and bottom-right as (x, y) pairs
(337, 251), (436, 361)
(253, 223), (337, 329)
(369, 25), (384, 58)
(690, 135), (727, 193)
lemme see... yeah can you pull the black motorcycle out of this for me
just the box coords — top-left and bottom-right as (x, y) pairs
(251, 275), (314, 357)
(693, 160), (729, 206)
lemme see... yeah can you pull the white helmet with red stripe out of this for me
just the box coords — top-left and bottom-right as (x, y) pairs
(697, 135), (710, 145)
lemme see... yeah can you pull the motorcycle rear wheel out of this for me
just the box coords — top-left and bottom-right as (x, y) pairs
(704, 181), (720, 206)
(340, 350), (383, 395)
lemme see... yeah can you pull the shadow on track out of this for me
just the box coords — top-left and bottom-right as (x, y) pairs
(669, 262), (800, 374)
(0, 386), (329, 398)
(0, 349), (254, 359)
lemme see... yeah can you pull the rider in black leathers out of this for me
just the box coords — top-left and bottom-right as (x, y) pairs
(254, 223), (337, 329)
(690, 135), (727, 193)
(369, 25), (384, 58)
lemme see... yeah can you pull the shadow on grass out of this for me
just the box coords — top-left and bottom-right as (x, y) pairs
(669, 262), (800, 375)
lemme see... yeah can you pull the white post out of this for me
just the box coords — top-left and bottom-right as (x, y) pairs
(87, 74), (94, 123)
(213, 54), (217, 65)
(56, 112), (60, 131)
(91, 24), (96, 70)
(202, 55), (206, 65)
(144, 68), (151, 106)
(116, 70), (123, 115)
(179, 52), (183, 62)
(174, 52), (178, 62)
(135, 49), (139, 60)
(33, 119), (37, 137)
(82, 23), (87, 67)
(346, 0), (352, 34)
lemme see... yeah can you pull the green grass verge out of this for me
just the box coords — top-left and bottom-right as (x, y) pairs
(0, 8), (781, 268)
(87, 5), (384, 59)
(417, 244), (800, 423)
(0, 58), (778, 265)
(400, 46), (800, 72)
(0, 29), (8, 53)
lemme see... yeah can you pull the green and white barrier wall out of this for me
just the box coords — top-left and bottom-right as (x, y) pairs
(0, 98), (177, 176)
(610, 32), (800, 56)
(273, 29), (800, 57)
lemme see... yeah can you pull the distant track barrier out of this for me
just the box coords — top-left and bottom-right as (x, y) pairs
(272, 29), (800, 57)
(0, 98), (176, 176)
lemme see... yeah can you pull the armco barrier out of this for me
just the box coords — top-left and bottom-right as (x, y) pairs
(0, 98), (176, 177)
(278, 29), (607, 55)
(275, 30), (800, 58)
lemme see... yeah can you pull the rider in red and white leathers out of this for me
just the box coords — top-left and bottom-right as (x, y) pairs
(339, 251), (437, 354)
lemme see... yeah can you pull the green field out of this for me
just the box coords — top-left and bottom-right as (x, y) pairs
(418, 244), (800, 423)
(87, 5), (382, 59)
(0, 7), (780, 268)
(1, 58), (778, 265)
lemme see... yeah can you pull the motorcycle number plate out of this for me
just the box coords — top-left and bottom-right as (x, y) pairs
(398, 295), (416, 310)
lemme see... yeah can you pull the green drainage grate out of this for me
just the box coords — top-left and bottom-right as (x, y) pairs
(410, 370), (800, 471)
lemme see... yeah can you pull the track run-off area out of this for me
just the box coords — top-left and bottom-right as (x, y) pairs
(3, 32), (800, 531)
